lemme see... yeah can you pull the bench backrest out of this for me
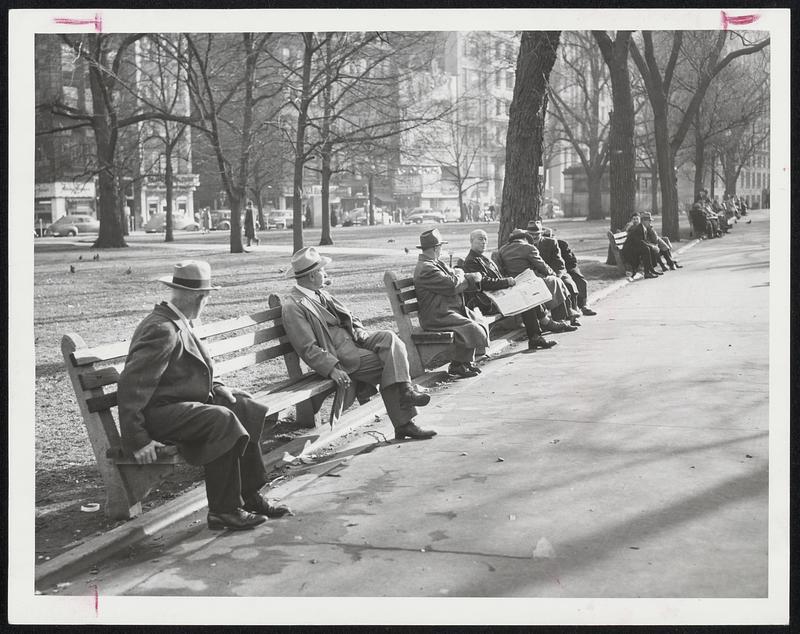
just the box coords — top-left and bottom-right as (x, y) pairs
(608, 229), (628, 250)
(61, 295), (303, 463)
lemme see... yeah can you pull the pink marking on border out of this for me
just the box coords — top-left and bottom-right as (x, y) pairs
(88, 584), (99, 615)
(721, 11), (759, 30)
(53, 13), (103, 32)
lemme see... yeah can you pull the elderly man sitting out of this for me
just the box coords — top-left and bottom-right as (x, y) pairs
(540, 226), (597, 316)
(494, 228), (578, 332)
(462, 229), (556, 351)
(413, 228), (489, 378)
(117, 261), (292, 531)
(281, 247), (436, 441)
(527, 220), (583, 324)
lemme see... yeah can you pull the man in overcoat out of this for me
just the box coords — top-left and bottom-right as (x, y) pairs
(540, 226), (597, 316)
(413, 228), (489, 378)
(117, 261), (291, 531)
(494, 229), (578, 329)
(622, 212), (661, 278)
(461, 229), (556, 351)
(526, 220), (582, 324)
(281, 247), (436, 441)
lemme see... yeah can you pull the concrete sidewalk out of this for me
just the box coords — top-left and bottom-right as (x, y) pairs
(37, 214), (770, 604)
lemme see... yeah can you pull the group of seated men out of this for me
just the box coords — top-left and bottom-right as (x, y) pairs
(115, 221), (596, 531)
(689, 188), (749, 240)
(412, 221), (596, 378)
(621, 210), (683, 279)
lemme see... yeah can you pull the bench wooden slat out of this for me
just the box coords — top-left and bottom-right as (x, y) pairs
(397, 288), (417, 302)
(251, 374), (336, 414)
(204, 324), (286, 357)
(86, 391), (119, 414)
(214, 342), (297, 376)
(401, 301), (419, 314)
(411, 331), (454, 344)
(194, 307), (281, 339)
(392, 277), (415, 290)
(79, 367), (120, 390)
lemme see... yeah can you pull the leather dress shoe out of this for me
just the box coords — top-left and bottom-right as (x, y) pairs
(544, 320), (578, 333)
(570, 317), (581, 327)
(644, 271), (658, 279)
(580, 306), (597, 316)
(394, 421), (437, 440)
(528, 336), (557, 350)
(208, 508), (267, 531)
(243, 494), (294, 518)
(673, 262), (683, 269)
(399, 384), (431, 408)
(466, 362), (482, 374)
(448, 362), (479, 378)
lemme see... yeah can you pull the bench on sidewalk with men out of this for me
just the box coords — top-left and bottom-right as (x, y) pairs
(383, 270), (519, 378)
(62, 294), (338, 521)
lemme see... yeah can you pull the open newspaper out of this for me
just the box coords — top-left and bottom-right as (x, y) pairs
(483, 268), (553, 316)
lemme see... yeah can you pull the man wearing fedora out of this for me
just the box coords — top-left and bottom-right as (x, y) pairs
(281, 247), (436, 441)
(624, 211), (663, 279)
(413, 228), (489, 378)
(118, 260), (292, 531)
(461, 228), (557, 351)
(494, 228), (579, 331)
(526, 220), (583, 325)
(540, 226), (598, 317)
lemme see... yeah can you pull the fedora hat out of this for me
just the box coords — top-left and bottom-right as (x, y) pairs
(159, 260), (221, 291)
(640, 211), (653, 221)
(416, 228), (448, 250)
(286, 246), (332, 278)
(526, 219), (544, 234)
(508, 228), (532, 243)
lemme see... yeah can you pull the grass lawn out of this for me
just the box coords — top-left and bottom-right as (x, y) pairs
(32, 216), (690, 559)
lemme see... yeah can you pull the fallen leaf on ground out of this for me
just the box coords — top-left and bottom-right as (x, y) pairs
(533, 537), (556, 559)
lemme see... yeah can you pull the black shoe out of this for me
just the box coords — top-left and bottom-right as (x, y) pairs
(208, 508), (267, 531)
(546, 320), (578, 333)
(580, 306), (597, 316)
(399, 384), (431, 408)
(652, 269), (663, 276)
(394, 421), (437, 440)
(243, 494), (294, 518)
(466, 362), (482, 374)
(570, 318), (581, 327)
(448, 362), (478, 378)
(644, 272), (658, 279)
(673, 262), (683, 269)
(528, 336), (557, 350)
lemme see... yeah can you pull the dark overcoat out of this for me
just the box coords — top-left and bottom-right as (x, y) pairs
(117, 303), (266, 465)
(413, 254), (489, 349)
(461, 249), (513, 315)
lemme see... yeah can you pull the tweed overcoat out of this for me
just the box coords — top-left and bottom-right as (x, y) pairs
(413, 253), (489, 349)
(117, 303), (263, 465)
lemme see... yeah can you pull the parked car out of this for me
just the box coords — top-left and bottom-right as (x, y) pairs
(143, 213), (200, 233)
(45, 214), (100, 237)
(404, 207), (445, 224)
(348, 207), (393, 225)
(266, 210), (293, 230)
(442, 207), (461, 223)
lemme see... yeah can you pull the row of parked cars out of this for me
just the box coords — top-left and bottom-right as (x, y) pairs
(36, 209), (297, 237)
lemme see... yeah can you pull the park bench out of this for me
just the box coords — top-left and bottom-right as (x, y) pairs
(606, 229), (630, 276)
(61, 294), (336, 521)
(383, 271), (514, 378)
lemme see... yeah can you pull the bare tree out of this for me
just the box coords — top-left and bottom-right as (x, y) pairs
(593, 30), (638, 235)
(549, 31), (611, 220)
(630, 30), (770, 239)
(499, 31), (561, 245)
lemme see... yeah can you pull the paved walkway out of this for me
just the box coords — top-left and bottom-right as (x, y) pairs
(44, 214), (771, 604)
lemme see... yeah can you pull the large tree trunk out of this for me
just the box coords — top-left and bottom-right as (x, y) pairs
(499, 31), (561, 246)
(593, 31), (636, 234)
(586, 169), (604, 219)
(650, 162), (659, 214)
(319, 142), (333, 246)
(88, 37), (126, 248)
(292, 34), (315, 254)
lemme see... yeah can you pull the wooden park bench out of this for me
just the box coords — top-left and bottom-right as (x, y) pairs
(606, 229), (631, 276)
(383, 271), (515, 378)
(61, 294), (337, 521)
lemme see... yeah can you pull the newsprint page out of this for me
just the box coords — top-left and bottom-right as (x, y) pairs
(8, 7), (790, 626)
